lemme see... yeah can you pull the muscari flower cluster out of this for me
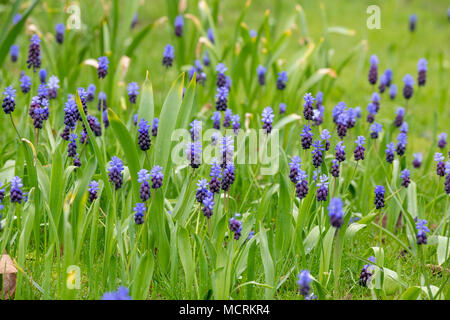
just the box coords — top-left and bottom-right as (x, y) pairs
(229, 217), (242, 240)
(354, 136), (366, 161)
(162, 44), (174, 68)
(56, 23), (65, 44)
(87, 84), (96, 102)
(434, 153), (446, 177)
(10, 44), (19, 63)
(138, 169), (151, 202)
(328, 197), (344, 228)
(303, 93), (315, 121)
(316, 174), (329, 202)
(261, 106), (274, 134)
(400, 169), (411, 188)
(127, 82), (139, 104)
(39, 69), (47, 83)
(174, 15), (183, 37)
(102, 286), (132, 300)
(88, 180), (99, 203)
(108, 156), (124, 190)
(2, 86), (16, 114)
(276, 71), (288, 90)
(416, 219), (429, 245)
(98, 92), (107, 111)
(359, 256), (375, 287)
(10, 176), (24, 204)
(374, 185), (385, 209)
(297, 270), (312, 298)
(368, 54), (378, 85)
(20, 72), (31, 94)
(67, 133), (81, 167)
(138, 118), (151, 151)
(27, 34), (41, 72)
(97, 56), (109, 79)
(257, 65), (266, 86)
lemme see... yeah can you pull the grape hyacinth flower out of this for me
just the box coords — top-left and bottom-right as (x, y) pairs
(162, 44), (174, 68)
(276, 71), (288, 90)
(412, 152), (423, 168)
(190, 120), (202, 141)
(402, 74), (414, 100)
(211, 132), (219, 146)
(64, 97), (78, 128)
(359, 256), (376, 287)
(303, 93), (315, 121)
(400, 169), (411, 188)
(396, 132), (408, 156)
(87, 115), (102, 136)
(374, 185), (385, 209)
(150, 166), (163, 189)
(133, 203), (146, 225)
(37, 83), (48, 99)
(10, 44), (19, 62)
(346, 108), (356, 129)
(315, 91), (323, 109)
(20, 72), (31, 94)
(301, 125), (313, 150)
(394, 107), (405, 127)
(331, 159), (340, 178)
(385, 142), (395, 164)
(108, 156), (124, 190)
(195, 179), (209, 204)
(47, 75), (60, 99)
(328, 197), (344, 228)
(354, 136), (366, 161)
(215, 86), (229, 111)
(152, 118), (159, 137)
(389, 84), (397, 100)
(220, 136), (234, 168)
(88, 180), (99, 203)
(174, 15), (184, 37)
(207, 28), (214, 43)
(316, 174), (329, 202)
(13, 13), (22, 25)
(400, 121), (409, 134)
(336, 112), (349, 140)
(445, 162), (450, 195)
(209, 159), (222, 194)
(55, 23), (65, 44)
(416, 219), (429, 245)
(223, 108), (232, 128)
(257, 65), (266, 86)
(137, 169), (151, 202)
(409, 14), (417, 32)
(10, 176), (24, 204)
(2, 86), (16, 114)
(187, 141), (202, 169)
(60, 126), (71, 141)
(127, 82), (139, 104)
(378, 73), (387, 93)
(67, 133), (78, 158)
(312, 140), (325, 168)
(103, 109), (109, 128)
(202, 191), (215, 219)
(203, 51), (210, 66)
(320, 129), (331, 151)
(133, 114), (138, 126)
(366, 103), (377, 123)
(297, 270), (312, 298)
(368, 54), (378, 85)
(335, 142), (346, 163)
(371, 92), (381, 112)
(279, 102), (286, 115)
(27, 35), (41, 71)
(32, 105), (49, 129)
(332, 102), (346, 123)
(370, 122), (382, 139)
(137, 118), (151, 151)
(261, 106), (274, 134)
(216, 63), (228, 88)
(0, 183), (4, 202)
(355, 106), (362, 118)
(231, 114), (240, 135)
(102, 286), (132, 300)
(417, 58), (427, 87)
(212, 111), (221, 130)
(87, 84), (96, 102)
(97, 91), (107, 111)
(39, 68), (47, 83)
(438, 133), (447, 149)
(289, 156), (302, 183)
(221, 164), (235, 192)
(97, 56), (109, 79)
(434, 153), (446, 177)
(229, 217), (242, 240)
